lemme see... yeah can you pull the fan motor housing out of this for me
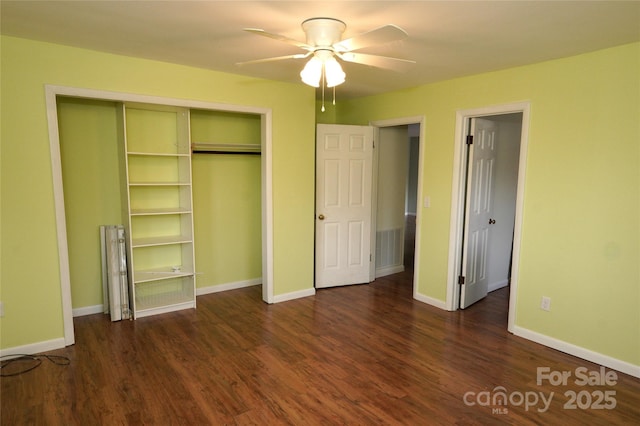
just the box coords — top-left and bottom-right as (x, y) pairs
(301, 17), (346, 47)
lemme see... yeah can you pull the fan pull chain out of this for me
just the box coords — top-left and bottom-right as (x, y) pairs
(321, 66), (326, 112)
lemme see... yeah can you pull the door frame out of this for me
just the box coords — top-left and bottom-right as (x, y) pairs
(370, 116), (425, 297)
(45, 85), (274, 346)
(445, 102), (530, 332)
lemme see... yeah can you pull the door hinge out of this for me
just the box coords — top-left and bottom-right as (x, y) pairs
(466, 135), (473, 145)
(369, 253), (372, 262)
(372, 140), (375, 149)
(458, 275), (465, 285)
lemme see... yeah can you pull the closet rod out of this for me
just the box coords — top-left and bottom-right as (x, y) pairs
(193, 150), (261, 155)
(191, 142), (261, 155)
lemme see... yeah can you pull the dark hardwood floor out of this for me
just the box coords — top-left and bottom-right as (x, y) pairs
(2, 270), (639, 425)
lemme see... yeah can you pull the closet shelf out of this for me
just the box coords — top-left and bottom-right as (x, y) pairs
(130, 207), (192, 216)
(132, 235), (193, 248)
(128, 151), (191, 157)
(128, 181), (191, 186)
(133, 269), (194, 283)
(191, 142), (261, 155)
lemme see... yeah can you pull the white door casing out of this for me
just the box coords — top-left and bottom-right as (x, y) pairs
(460, 118), (498, 308)
(315, 124), (374, 288)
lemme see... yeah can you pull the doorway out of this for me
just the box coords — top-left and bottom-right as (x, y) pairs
(371, 117), (424, 296)
(446, 102), (530, 332)
(459, 114), (522, 309)
(374, 124), (420, 278)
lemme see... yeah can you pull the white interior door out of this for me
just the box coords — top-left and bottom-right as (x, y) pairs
(460, 118), (498, 308)
(315, 124), (374, 288)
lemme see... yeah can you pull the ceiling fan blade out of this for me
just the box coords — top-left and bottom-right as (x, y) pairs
(236, 52), (311, 66)
(243, 28), (313, 50)
(333, 24), (408, 53)
(338, 52), (415, 72)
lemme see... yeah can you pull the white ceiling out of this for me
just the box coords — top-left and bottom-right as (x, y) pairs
(2, 1), (639, 99)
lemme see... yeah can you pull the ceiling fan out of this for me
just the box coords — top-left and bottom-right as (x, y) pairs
(237, 17), (415, 96)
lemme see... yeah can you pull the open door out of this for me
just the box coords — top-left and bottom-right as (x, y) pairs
(460, 118), (498, 308)
(315, 124), (374, 288)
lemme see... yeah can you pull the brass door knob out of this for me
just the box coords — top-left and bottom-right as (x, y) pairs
(318, 214), (325, 220)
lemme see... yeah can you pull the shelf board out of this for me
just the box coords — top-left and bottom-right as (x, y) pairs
(129, 181), (191, 186)
(132, 236), (193, 248)
(127, 151), (191, 157)
(130, 207), (191, 215)
(133, 270), (194, 283)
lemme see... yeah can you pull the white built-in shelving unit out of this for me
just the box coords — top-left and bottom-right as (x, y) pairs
(119, 103), (196, 318)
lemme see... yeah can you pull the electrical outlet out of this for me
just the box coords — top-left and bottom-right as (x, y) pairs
(540, 296), (551, 311)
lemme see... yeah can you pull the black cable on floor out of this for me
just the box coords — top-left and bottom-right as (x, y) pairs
(0, 354), (70, 377)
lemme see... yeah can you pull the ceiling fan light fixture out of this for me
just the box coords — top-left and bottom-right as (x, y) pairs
(300, 52), (345, 88)
(325, 57), (345, 88)
(300, 56), (322, 87)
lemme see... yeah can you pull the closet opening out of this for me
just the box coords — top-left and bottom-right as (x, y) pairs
(46, 85), (273, 345)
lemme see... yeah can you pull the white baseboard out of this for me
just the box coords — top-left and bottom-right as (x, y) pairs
(71, 279), (263, 316)
(72, 304), (104, 317)
(413, 292), (448, 310)
(196, 278), (262, 296)
(273, 287), (316, 303)
(375, 264), (405, 278)
(488, 279), (509, 293)
(0, 338), (66, 357)
(511, 325), (640, 379)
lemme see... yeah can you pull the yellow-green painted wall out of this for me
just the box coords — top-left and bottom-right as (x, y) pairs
(0, 36), (315, 349)
(56, 98), (122, 309)
(337, 42), (640, 366)
(191, 110), (262, 288)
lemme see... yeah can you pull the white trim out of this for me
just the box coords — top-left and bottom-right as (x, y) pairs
(369, 116), (425, 303)
(446, 102), (531, 325)
(272, 287), (316, 303)
(370, 127), (380, 281)
(512, 326), (640, 379)
(196, 278), (261, 296)
(72, 305), (104, 317)
(0, 338), (66, 358)
(45, 85), (270, 114)
(261, 111), (275, 303)
(45, 87), (75, 346)
(488, 279), (509, 293)
(375, 265), (405, 278)
(413, 293), (447, 310)
(45, 84), (274, 344)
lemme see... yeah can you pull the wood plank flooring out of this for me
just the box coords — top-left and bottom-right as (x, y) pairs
(2, 270), (639, 425)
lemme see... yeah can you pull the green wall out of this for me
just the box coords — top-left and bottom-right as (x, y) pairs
(56, 98), (122, 309)
(337, 42), (640, 366)
(191, 110), (262, 287)
(0, 36), (315, 349)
